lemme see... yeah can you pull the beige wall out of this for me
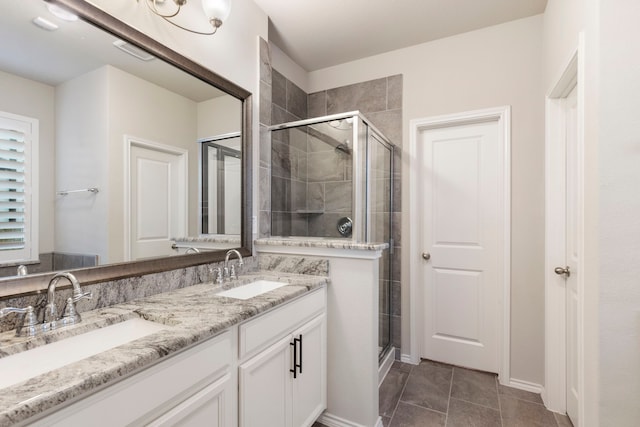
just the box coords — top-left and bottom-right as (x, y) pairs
(543, 0), (601, 423)
(88, 0), (269, 229)
(597, 0), (640, 424)
(107, 66), (198, 260)
(197, 95), (242, 139)
(307, 15), (545, 385)
(0, 70), (55, 255)
(55, 67), (109, 260)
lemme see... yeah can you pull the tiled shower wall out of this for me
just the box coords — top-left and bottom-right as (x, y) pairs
(259, 38), (403, 353)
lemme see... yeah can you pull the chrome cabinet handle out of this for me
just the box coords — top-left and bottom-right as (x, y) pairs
(422, 252), (431, 261)
(554, 266), (571, 277)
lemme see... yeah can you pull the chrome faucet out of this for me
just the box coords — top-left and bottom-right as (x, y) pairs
(0, 305), (39, 336)
(44, 272), (92, 331)
(224, 249), (244, 281)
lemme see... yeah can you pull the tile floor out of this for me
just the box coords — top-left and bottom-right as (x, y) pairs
(315, 359), (574, 427)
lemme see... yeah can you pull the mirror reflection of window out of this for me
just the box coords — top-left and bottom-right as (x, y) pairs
(200, 134), (241, 235)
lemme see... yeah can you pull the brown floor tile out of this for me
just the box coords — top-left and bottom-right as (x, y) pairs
(379, 367), (410, 417)
(500, 395), (558, 427)
(450, 367), (499, 410)
(400, 360), (452, 413)
(446, 398), (502, 427)
(554, 412), (574, 427)
(392, 361), (414, 373)
(498, 384), (544, 404)
(389, 402), (446, 427)
(421, 358), (455, 369)
(381, 415), (392, 426)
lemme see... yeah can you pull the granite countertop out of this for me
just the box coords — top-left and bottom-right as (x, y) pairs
(255, 237), (389, 251)
(0, 271), (327, 426)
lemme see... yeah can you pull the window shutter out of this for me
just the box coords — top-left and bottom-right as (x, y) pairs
(0, 128), (26, 251)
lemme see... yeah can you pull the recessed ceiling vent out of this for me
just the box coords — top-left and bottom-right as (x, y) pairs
(113, 40), (155, 61)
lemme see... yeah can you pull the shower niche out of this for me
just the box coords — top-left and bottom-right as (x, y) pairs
(269, 111), (395, 358)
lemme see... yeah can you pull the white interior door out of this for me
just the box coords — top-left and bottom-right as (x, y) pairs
(562, 87), (579, 425)
(420, 120), (501, 373)
(129, 141), (187, 260)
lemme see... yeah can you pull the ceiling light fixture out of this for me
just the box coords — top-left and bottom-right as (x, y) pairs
(46, 3), (79, 22)
(139, 0), (231, 35)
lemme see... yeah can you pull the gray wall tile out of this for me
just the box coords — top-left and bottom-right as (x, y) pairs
(286, 79), (308, 119)
(326, 77), (387, 114)
(259, 125), (271, 167)
(259, 167), (270, 211)
(308, 91), (327, 117)
(324, 181), (352, 212)
(306, 151), (347, 182)
(259, 80), (271, 126)
(272, 69), (286, 110)
(259, 38), (271, 85)
(271, 175), (291, 211)
(367, 109), (403, 146)
(307, 182), (324, 211)
(387, 74), (403, 110)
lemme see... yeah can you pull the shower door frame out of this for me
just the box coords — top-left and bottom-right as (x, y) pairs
(364, 127), (395, 361)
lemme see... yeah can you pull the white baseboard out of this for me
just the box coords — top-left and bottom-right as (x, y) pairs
(318, 412), (382, 427)
(378, 347), (395, 386)
(400, 353), (419, 365)
(507, 378), (543, 394)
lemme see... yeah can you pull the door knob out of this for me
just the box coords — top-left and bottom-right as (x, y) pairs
(554, 266), (570, 277)
(422, 252), (431, 261)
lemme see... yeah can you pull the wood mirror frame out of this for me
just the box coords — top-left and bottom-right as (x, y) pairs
(0, 0), (253, 298)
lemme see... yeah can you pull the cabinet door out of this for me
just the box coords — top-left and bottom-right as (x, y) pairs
(292, 314), (327, 427)
(239, 335), (292, 427)
(147, 373), (235, 427)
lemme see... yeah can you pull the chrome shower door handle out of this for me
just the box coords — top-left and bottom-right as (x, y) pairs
(554, 266), (571, 277)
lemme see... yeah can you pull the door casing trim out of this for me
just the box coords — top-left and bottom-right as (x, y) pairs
(123, 135), (189, 261)
(543, 34), (585, 423)
(407, 106), (511, 386)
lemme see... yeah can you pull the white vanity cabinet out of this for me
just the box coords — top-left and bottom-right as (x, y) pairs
(24, 286), (326, 427)
(29, 329), (237, 427)
(238, 288), (327, 427)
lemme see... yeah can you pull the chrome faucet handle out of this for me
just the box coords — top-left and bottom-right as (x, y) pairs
(62, 291), (92, 326)
(214, 267), (224, 285)
(61, 297), (80, 325)
(72, 290), (93, 303)
(1, 306), (39, 337)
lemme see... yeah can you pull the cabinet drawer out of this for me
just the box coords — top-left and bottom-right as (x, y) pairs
(239, 287), (326, 360)
(30, 330), (234, 427)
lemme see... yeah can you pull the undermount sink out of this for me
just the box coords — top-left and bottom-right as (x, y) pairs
(216, 280), (288, 300)
(0, 318), (167, 390)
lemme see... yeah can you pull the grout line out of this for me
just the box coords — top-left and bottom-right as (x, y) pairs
(388, 364), (415, 425)
(399, 401), (448, 415)
(496, 376), (505, 427)
(444, 366), (454, 426)
(449, 396), (502, 413)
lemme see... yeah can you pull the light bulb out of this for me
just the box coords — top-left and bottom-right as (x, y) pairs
(202, 0), (231, 28)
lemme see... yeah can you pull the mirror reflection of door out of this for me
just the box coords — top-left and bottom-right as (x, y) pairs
(200, 133), (241, 235)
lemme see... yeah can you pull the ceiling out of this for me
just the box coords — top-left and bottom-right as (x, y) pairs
(253, 0), (548, 71)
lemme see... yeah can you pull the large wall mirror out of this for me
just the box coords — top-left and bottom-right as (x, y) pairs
(0, 0), (252, 294)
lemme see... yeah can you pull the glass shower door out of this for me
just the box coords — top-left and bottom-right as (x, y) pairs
(367, 130), (393, 359)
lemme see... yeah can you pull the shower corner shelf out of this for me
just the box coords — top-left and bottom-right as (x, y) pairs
(295, 209), (324, 215)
